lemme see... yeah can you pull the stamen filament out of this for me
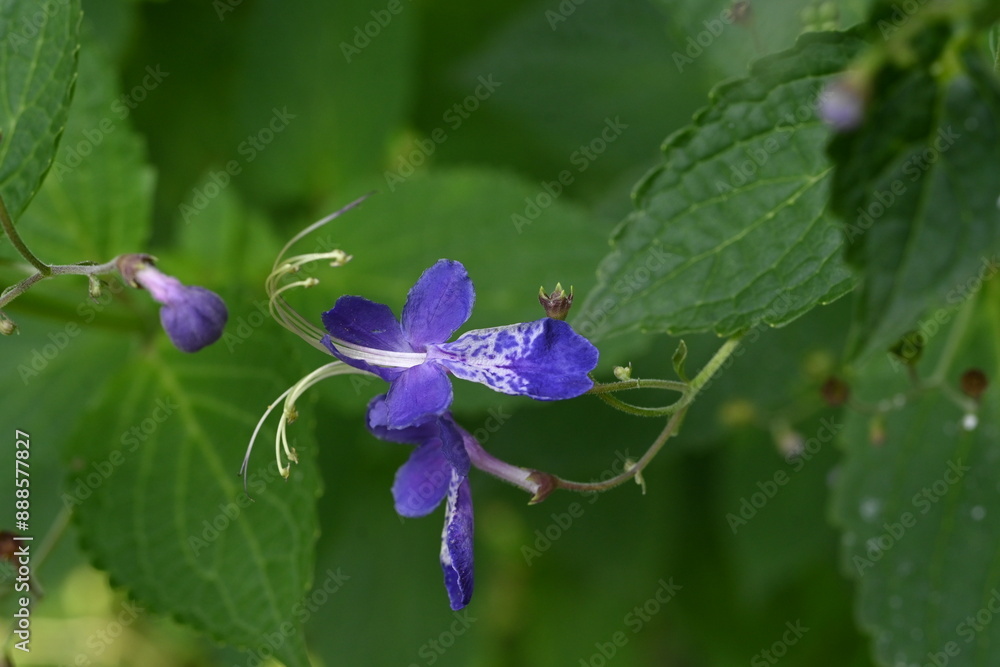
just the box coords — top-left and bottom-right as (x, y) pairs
(240, 361), (375, 494)
(324, 335), (427, 368)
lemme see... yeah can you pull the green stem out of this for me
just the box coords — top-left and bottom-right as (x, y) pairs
(929, 292), (977, 385)
(588, 377), (688, 394)
(685, 333), (744, 398)
(554, 332), (743, 494)
(554, 405), (688, 494)
(594, 391), (679, 417)
(0, 193), (48, 274)
(0, 259), (122, 310)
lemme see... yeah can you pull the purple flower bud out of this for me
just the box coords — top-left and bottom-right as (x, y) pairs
(818, 76), (867, 132)
(122, 256), (228, 353)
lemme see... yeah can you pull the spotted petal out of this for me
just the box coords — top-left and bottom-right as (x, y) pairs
(440, 471), (474, 610)
(431, 318), (598, 400)
(402, 259), (475, 349)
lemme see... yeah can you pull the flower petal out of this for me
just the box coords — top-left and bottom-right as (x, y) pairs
(365, 394), (437, 443)
(322, 296), (410, 351)
(384, 362), (454, 428)
(401, 260), (474, 348)
(159, 286), (229, 353)
(392, 442), (451, 517)
(440, 471), (474, 610)
(322, 335), (403, 382)
(431, 318), (598, 400)
(369, 396), (471, 477)
(438, 416), (471, 477)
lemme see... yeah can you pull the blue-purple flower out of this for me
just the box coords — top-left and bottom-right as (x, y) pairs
(818, 75), (867, 132)
(367, 395), (475, 609)
(122, 256), (228, 353)
(321, 259), (599, 429)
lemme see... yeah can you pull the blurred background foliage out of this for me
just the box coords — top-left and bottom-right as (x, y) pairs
(0, 0), (896, 665)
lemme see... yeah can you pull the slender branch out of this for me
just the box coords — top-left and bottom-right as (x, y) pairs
(0, 259), (123, 310)
(587, 377), (688, 395)
(0, 271), (46, 308)
(594, 391), (681, 417)
(686, 333), (744, 396)
(550, 332), (744, 495)
(0, 193), (48, 273)
(553, 405), (689, 493)
(929, 293), (977, 385)
(48, 258), (120, 276)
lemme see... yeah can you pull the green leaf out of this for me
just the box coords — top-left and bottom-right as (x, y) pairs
(451, 0), (698, 202)
(829, 45), (1000, 359)
(67, 335), (319, 667)
(0, 0), (80, 220)
(573, 31), (863, 342)
(18, 25), (154, 261)
(831, 289), (1000, 666)
(224, 0), (416, 207)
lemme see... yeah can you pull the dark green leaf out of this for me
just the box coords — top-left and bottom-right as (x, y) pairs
(226, 0), (416, 207)
(0, 0), (80, 220)
(573, 31), (863, 341)
(67, 335), (319, 667)
(831, 288), (1000, 666)
(18, 26), (154, 261)
(829, 45), (1000, 359)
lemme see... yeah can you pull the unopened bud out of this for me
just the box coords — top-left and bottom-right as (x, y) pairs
(88, 276), (103, 300)
(730, 0), (751, 25)
(538, 283), (573, 320)
(672, 339), (689, 382)
(869, 414), (886, 447)
(0, 531), (16, 562)
(0, 312), (17, 335)
(613, 364), (632, 381)
(625, 458), (646, 495)
(962, 413), (979, 432)
(817, 1), (838, 22)
(960, 368), (988, 400)
(818, 73), (869, 132)
(820, 376), (850, 406)
(122, 256), (228, 353)
(773, 421), (805, 459)
(889, 331), (924, 366)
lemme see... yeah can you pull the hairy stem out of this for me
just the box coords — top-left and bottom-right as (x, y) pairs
(0, 258), (122, 310)
(0, 194), (48, 273)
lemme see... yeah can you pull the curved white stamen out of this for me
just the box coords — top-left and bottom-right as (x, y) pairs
(240, 361), (375, 493)
(325, 335), (427, 368)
